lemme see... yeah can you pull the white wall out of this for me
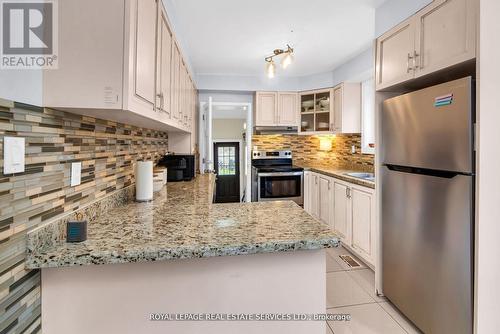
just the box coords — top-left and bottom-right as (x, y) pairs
(375, 0), (432, 37)
(196, 74), (300, 92)
(213, 119), (245, 140)
(332, 47), (374, 86)
(199, 91), (254, 104)
(476, 0), (500, 332)
(195, 0), (433, 92)
(194, 1), (433, 92)
(161, 0), (196, 79)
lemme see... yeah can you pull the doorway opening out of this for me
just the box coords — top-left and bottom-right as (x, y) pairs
(199, 99), (252, 202)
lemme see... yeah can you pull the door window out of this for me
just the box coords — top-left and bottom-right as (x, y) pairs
(217, 146), (236, 175)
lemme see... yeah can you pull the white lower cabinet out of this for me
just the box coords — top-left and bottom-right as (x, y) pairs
(304, 171), (319, 219)
(310, 173), (320, 219)
(318, 176), (333, 228)
(350, 187), (376, 265)
(303, 171), (312, 213)
(333, 181), (351, 246)
(304, 172), (376, 267)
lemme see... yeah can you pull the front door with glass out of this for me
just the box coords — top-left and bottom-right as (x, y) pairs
(214, 142), (240, 203)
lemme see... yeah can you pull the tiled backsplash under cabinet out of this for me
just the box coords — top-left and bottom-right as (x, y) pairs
(252, 134), (374, 172)
(0, 100), (168, 334)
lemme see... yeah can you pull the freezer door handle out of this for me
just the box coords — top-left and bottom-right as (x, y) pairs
(384, 164), (468, 179)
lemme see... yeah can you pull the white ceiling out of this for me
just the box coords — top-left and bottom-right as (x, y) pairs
(170, 0), (386, 78)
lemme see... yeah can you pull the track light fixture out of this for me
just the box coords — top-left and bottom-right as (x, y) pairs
(264, 44), (294, 78)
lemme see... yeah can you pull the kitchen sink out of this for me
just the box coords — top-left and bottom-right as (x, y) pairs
(345, 172), (375, 182)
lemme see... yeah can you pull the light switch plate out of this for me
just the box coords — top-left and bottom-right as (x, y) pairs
(70, 162), (82, 187)
(4, 137), (25, 174)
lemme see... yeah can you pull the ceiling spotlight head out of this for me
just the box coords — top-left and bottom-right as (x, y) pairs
(273, 49), (284, 56)
(281, 52), (294, 69)
(266, 60), (276, 78)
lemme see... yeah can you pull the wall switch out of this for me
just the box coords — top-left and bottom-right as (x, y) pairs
(351, 145), (356, 154)
(4, 137), (25, 174)
(71, 162), (82, 187)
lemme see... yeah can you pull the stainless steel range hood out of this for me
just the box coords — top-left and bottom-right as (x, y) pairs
(254, 126), (298, 135)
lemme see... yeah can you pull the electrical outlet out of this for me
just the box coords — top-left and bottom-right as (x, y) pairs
(3, 137), (25, 174)
(71, 162), (82, 187)
(351, 145), (356, 154)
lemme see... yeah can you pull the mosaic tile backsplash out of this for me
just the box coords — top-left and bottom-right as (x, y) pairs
(0, 100), (168, 334)
(252, 134), (374, 172)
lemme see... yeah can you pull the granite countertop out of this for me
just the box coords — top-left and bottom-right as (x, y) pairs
(297, 164), (375, 189)
(26, 174), (339, 269)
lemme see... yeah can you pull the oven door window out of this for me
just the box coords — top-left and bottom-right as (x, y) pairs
(259, 175), (302, 199)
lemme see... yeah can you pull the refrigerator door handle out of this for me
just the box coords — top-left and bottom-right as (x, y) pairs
(384, 164), (468, 179)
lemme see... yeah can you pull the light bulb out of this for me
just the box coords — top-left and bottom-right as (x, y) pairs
(281, 52), (294, 69)
(319, 137), (332, 151)
(266, 60), (276, 78)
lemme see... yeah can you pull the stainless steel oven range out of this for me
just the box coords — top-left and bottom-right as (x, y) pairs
(251, 150), (303, 205)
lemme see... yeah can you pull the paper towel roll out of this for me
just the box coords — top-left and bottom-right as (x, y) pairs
(135, 161), (153, 202)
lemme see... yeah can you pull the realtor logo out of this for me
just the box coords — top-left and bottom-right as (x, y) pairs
(1, 0), (58, 69)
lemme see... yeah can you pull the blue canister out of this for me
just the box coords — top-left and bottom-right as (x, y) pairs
(66, 213), (87, 243)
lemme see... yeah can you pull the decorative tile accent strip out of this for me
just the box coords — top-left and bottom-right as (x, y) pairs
(0, 101), (168, 334)
(252, 134), (374, 172)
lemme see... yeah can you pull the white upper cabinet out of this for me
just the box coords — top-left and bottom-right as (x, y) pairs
(375, 18), (416, 91)
(156, 5), (172, 117)
(415, 0), (477, 77)
(277, 92), (299, 126)
(134, 0), (157, 107)
(255, 92), (278, 126)
(299, 89), (333, 134)
(376, 0), (477, 91)
(255, 92), (299, 127)
(299, 85), (360, 135)
(332, 83), (361, 134)
(43, 0), (125, 110)
(171, 43), (181, 122)
(42, 0), (197, 133)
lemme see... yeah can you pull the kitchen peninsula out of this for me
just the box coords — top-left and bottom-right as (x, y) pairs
(26, 174), (339, 334)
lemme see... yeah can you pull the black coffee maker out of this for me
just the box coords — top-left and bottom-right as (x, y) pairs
(157, 154), (195, 182)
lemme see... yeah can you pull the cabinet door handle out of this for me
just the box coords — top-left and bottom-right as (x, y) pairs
(406, 52), (414, 73)
(414, 50), (421, 70)
(156, 93), (164, 111)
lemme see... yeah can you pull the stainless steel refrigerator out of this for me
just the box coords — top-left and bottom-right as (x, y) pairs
(381, 77), (474, 334)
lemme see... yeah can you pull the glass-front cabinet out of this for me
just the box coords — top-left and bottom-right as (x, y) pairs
(299, 89), (333, 134)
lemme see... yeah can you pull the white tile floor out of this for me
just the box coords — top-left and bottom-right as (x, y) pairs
(325, 246), (423, 334)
